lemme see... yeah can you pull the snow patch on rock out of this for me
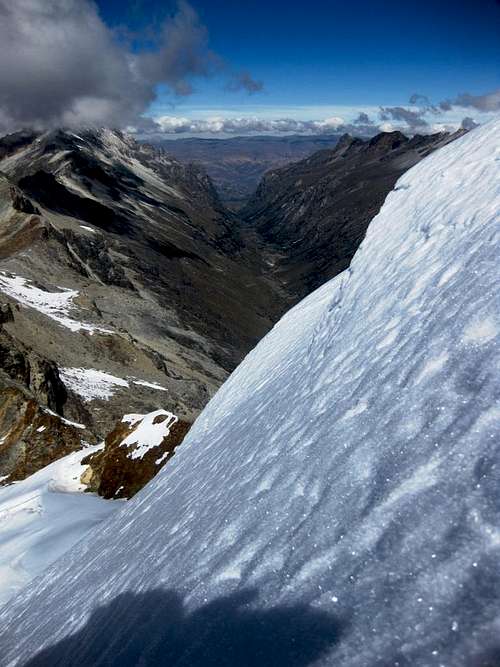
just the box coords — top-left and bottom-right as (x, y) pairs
(132, 379), (168, 392)
(0, 273), (113, 334)
(60, 368), (129, 402)
(121, 410), (178, 460)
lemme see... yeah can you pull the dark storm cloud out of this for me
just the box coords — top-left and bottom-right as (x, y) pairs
(0, 0), (262, 133)
(439, 89), (500, 112)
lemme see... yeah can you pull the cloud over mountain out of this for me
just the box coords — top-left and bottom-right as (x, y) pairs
(438, 89), (500, 112)
(0, 0), (260, 134)
(149, 115), (348, 135)
(379, 106), (429, 130)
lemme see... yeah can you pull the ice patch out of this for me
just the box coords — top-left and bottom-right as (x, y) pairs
(341, 400), (368, 420)
(438, 264), (460, 287)
(60, 368), (129, 402)
(43, 408), (86, 430)
(132, 379), (168, 392)
(415, 351), (449, 383)
(0, 273), (113, 334)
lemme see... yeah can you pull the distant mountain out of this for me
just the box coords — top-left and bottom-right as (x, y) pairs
(0, 128), (282, 481)
(2, 120), (497, 667)
(153, 134), (344, 209)
(243, 130), (465, 299)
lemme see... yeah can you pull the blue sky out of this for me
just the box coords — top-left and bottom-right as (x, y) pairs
(1, 0), (497, 136)
(96, 0), (500, 124)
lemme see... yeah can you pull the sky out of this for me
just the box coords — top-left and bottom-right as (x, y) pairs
(0, 0), (498, 136)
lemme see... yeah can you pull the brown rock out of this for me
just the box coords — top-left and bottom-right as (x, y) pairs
(0, 386), (90, 483)
(82, 411), (191, 499)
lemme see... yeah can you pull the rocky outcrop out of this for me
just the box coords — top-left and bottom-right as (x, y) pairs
(0, 386), (89, 483)
(0, 302), (91, 484)
(0, 305), (67, 413)
(52, 227), (133, 288)
(9, 185), (39, 215)
(81, 410), (190, 499)
(0, 128), (282, 437)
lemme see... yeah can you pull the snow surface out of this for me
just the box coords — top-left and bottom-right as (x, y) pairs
(60, 367), (129, 402)
(43, 408), (86, 430)
(0, 446), (118, 608)
(0, 273), (113, 334)
(0, 121), (499, 666)
(132, 379), (168, 392)
(121, 410), (178, 460)
(60, 368), (169, 401)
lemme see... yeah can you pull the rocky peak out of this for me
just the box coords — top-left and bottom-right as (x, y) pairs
(368, 130), (409, 151)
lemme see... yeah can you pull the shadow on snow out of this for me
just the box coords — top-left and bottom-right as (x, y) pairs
(26, 587), (343, 666)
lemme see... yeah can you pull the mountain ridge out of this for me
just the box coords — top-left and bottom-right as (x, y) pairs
(0, 117), (497, 667)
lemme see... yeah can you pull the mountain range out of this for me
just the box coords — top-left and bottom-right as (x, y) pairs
(0, 118), (497, 666)
(0, 121), (480, 610)
(155, 134), (344, 209)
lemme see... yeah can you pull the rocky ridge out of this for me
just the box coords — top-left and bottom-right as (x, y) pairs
(0, 128), (283, 486)
(243, 130), (465, 299)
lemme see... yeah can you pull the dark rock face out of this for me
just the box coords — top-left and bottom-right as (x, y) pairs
(0, 303), (14, 324)
(82, 413), (191, 499)
(9, 186), (39, 215)
(52, 227), (133, 288)
(0, 307), (67, 414)
(0, 304), (88, 483)
(243, 131), (463, 300)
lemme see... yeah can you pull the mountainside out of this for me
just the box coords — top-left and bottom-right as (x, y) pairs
(0, 128), (281, 483)
(1, 120), (497, 666)
(244, 130), (464, 299)
(155, 134), (343, 209)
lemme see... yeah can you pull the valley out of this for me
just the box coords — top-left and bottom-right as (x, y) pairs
(0, 121), (494, 629)
(0, 117), (497, 667)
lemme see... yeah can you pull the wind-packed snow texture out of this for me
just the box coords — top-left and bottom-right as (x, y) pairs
(0, 121), (499, 666)
(0, 446), (118, 607)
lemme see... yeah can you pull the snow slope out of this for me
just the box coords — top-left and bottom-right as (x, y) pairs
(0, 120), (499, 666)
(0, 447), (119, 607)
